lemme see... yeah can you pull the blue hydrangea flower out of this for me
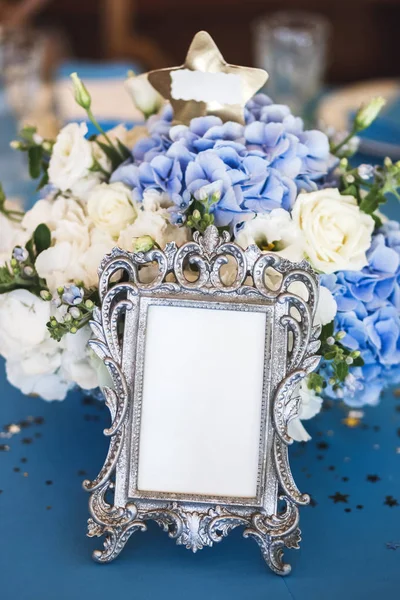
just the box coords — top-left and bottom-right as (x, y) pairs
(320, 221), (400, 407)
(111, 93), (330, 227)
(62, 285), (84, 306)
(183, 150), (249, 228)
(321, 222), (400, 314)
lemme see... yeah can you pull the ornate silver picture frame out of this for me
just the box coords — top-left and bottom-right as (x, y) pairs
(85, 225), (321, 575)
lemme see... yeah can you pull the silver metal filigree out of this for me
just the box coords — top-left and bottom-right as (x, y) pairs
(86, 225), (320, 575)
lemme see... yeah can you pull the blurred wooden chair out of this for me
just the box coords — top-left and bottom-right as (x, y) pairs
(101, 0), (170, 69)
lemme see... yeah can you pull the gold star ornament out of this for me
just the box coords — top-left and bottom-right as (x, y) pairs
(148, 31), (268, 125)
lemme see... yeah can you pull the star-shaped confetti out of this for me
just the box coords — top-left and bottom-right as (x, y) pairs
(148, 31), (268, 124)
(366, 474), (381, 483)
(329, 492), (349, 504)
(386, 541), (400, 550)
(384, 495), (399, 507)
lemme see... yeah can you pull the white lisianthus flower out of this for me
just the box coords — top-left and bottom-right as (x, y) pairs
(60, 326), (100, 391)
(48, 123), (99, 195)
(287, 379), (323, 442)
(292, 188), (375, 274)
(235, 209), (305, 262)
(125, 73), (163, 117)
(315, 286), (338, 326)
(0, 289), (52, 359)
(6, 360), (70, 401)
(87, 182), (137, 239)
(0, 290), (71, 401)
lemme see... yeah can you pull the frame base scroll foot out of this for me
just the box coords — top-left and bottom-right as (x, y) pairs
(88, 518), (147, 563)
(243, 526), (302, 576)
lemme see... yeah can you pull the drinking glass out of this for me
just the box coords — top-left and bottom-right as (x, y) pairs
(253, 11), (330, 116)
(0, 27), (45, 201)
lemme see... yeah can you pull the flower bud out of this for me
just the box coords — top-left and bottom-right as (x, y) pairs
(40, 290), (52, 301)
(132, 235), (155, 253)
(125, 74), (163, 118)
(70, 72), (92, 110)
(85, 299), (94, 309)
(69, 307), (81, 319)
(354, 96), (386, 131)
(10, 140), (22, 150)
(384, 157), (393, 168)
(336, 331), (346, 340)
(192, 209), (201, 221)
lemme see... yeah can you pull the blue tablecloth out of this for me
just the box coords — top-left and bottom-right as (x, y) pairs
(0, 367), (399, 599)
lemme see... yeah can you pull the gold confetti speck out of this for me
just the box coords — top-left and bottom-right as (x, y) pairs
(8, 424), (21, 434)
(23, 472), (28, 477)
(342, 416), (360, 428)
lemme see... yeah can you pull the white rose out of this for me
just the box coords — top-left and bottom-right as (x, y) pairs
(48, 123), (96, 193)
(125, 73), (163, 117)
(118, 207), (190, 251)
(34, 199), (91, 291)
(87, 182), (137, 239)
(235, 209), (305, 262)
(287, 379), (323, 442)
(292, 188), (374, 274)
(80, 228), (115, 288)
(142, 189), (174, 211)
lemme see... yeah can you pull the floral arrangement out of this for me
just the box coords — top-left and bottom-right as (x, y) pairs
(0, 67), (399, 442)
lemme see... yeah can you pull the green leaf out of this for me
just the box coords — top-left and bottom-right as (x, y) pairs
(321, 320), (334, 340)
(25, 237), (35, 262)
(33, 223), (51, 255)
(0, 183), (5, 205)
(371, 212), (383, 229)
(353, 356), (365, 367)
(116, 138), (132, 160)
(359, 189), (385, 215)
(335, 361), (349, 382)
(36, 170), (49, 192)
(96, 141), (122, 170)
(28, 146), (43, 179)
(324, 350), (338, 361)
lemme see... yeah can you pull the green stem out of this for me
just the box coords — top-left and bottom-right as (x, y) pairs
(331, 128), (358, 155)
(87, 109), (122, 157)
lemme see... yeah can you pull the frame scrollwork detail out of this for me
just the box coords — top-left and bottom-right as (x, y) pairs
(85, 225), (320, 575)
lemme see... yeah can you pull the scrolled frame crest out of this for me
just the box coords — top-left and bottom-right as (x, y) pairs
(85, 225), (321, 575)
